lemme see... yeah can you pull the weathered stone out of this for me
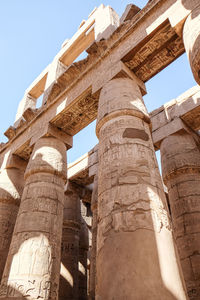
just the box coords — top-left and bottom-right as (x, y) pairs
(0, 136), (67, 300)
(0, 164), (24, 281)
(59, 181), (81, 300)
(120, 4), (141, 24)
(4, 126), (16, 140)
(22, 107), (38, 122)
(15, 94), (37, 126)
(183, 4), (200, 85)
(79, 208), (89, 300)
(89, 174), (98, 300)
(95, 77), (187, 300)
(161, 131), (200, 300)
(0, 1), (200, 299)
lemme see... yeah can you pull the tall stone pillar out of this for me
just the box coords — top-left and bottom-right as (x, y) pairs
(79, 203), (89, 300)
(89, 174), (98, 300)
(160, 131), (200, 300)
(183, 4), (200, 85)
(0, 155), (25, 281)
(0, 136), (67, 300)
(95, 77), (187, 299)
(59, 181), (81, 300)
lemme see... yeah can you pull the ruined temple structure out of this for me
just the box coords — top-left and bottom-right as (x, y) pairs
(0, 0), (200, 299)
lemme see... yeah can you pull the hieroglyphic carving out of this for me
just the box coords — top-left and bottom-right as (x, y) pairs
(51, 92), (99, 136)
(0, 279), (57, 299)
(161, 132), (200, 299)
(123, 20), (185, 82)
(0, 137), (66, 300)
(95, 78), (187, 299)
(0, 234), (57, 299)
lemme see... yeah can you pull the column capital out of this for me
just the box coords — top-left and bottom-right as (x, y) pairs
(92, 60), (146, 96)
(161, 129), (200, 183)
(30, 122), (72, 150)
(25, 135), (67, 181)
(153, 117), (200, 150)
(96, 76), (150, 137)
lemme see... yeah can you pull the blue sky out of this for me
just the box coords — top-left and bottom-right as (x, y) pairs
(0, 1), (196, 163)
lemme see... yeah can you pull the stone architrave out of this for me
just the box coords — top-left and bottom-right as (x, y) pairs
(79, 203), (89, 300)
(183, 4), (200, 85)
(0, 136), (67, 300)
(59, 181), (81, 300)
(0, 156), (25, 281)
(89, 174), (98, 300)
(95, 77), (187, 300)
(160, 131), (200, 300)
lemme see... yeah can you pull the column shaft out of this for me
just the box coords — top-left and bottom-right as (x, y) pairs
(59, 182), (81, 300)
(95, 78), (187, 299)
(89, 175), (98, 300)
(0, 165), (24, 281)
(161, 131), (200, 300)
(183, 4), (200, 85)
(0, 136), (67, 300)
(79, 203), (89, 300)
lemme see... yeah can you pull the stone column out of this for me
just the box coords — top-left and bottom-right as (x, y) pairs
(79, 202), (89, 300)
(0, 155), (25, 281)
(95, 78), (187, 299)
(183, 4), (200, 85)
(0, 136), (67, 300)
(59, 182), (81, 300)
(89, 175), (98, 300)
(160, 131), (200, 300)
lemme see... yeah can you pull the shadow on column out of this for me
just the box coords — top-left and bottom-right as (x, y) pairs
(96, 141), (185, 299)
(0, 146), (66, 300)
(95, 78), (187, 299)
(182, 1), (200, 85)
(79, 216), (89, 300)
(0, 157), (25, 283)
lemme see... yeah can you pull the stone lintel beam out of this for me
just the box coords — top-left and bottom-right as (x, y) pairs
(153, 117), (185, 150)
(0, 150), (27, 172)
(67, 146), (98, 186)
(44, 59), (68, 92)
(30, 122), (72, 149)
(14, 94), (37, 127)
(152, 117), (199, 150)
(25, 65), (49, 99)
(22, 107), (38, 122)
(120, 4), (141, 24)
(151, 85), (200, 149)
(92, 60), (146, 96)
(0, 143), (5, 150)
(6, 153), (27, 170)
(4, 126), (16, 140)
(1, 1), (199, 161)
(10, 0), (196, 123)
